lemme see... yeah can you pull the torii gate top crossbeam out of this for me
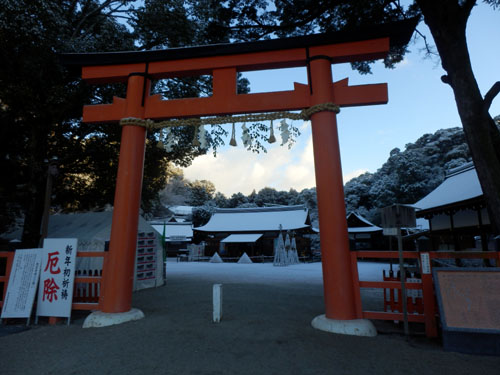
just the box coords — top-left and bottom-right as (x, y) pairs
(62, 17), (417, 77)
(60, 17), (417, 122)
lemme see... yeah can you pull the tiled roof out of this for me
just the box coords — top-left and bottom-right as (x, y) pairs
(415, 163), (482, 212)
(195, 205), (310, 232)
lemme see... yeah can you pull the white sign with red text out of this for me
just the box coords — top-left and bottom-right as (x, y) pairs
(36, 238), (77, 318)
(1, 248), (42, 319)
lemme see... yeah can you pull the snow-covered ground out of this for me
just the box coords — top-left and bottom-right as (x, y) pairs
(165, 260), (399, 285)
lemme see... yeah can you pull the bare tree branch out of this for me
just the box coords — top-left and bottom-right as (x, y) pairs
(71, 0), (128, 39)
(388, 0), (405, 15)
(109, 15), (133, 21)
(484, 81), (500, 111)
(415, 28), (439, 57)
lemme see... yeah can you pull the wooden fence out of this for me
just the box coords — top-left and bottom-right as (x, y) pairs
(351, 250), (499, 337)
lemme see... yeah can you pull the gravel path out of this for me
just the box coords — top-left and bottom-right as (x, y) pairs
(1, 262), (499, 374)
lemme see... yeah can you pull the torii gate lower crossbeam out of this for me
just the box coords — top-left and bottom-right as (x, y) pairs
(62, 19), (417, 333)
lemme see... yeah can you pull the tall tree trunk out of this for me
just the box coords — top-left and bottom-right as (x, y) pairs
(417, 0), (500, 234)
(21, 123), (49, 247)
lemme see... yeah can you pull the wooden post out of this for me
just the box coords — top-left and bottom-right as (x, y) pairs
(420, 252), (438, 337)
(213, 284), (223, 323)
(350, 252), (363, 318)
(397, 227), (409, 336)
(99, 75), (149, 313)
(309, 57), (357, 320)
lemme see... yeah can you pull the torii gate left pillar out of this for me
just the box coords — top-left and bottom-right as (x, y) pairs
(66, 23), (416, 332)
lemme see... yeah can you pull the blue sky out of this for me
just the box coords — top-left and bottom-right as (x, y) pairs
(183, 3), (500, 196)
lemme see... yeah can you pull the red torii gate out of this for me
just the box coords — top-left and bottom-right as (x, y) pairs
(62, 18), (417, 333)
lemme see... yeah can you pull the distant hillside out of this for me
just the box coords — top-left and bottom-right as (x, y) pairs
(344, 127), (471, 224)
(170, 118), (500, 227)
(190, 127), (472, 227)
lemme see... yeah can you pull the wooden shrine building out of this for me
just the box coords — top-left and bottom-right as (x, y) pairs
(415, 162), (491, 251)
(346, 212), (384, 250)
(194, 205), (315, 259)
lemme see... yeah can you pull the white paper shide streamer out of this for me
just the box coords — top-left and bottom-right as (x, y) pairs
(279, 120), (290, 145)
(241, 123), (252, 148)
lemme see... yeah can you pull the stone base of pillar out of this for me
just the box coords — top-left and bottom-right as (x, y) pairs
(311, 314), (377, 337)
(82, 308), (145, 328)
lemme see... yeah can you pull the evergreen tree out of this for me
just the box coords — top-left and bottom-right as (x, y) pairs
(187, 180), (216, 206)
(344, 127), (472, 223)
(213, 192), (229, 208)
(228, 192), (249, 208)
(0, 1), (257, 244)
(0, 1), (136, 244)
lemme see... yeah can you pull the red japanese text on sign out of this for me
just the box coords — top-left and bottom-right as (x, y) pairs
(44, 251), (61, 274)
(42, 277), (60, 302)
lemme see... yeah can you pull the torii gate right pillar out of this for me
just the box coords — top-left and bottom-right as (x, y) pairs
(309, 57), (376, 336)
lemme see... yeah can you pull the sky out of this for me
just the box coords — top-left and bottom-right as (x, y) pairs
(182, 4), (500, 197)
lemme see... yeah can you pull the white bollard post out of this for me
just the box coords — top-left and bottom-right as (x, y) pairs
(213, 284), (223, 323)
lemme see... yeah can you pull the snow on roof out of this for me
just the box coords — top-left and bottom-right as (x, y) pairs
(47, 211), (154, 240)
(346, 212), (382, 233)
(347, 212), (380, 227)
(414, 163), (482, 212)
(151, 223), (193, 239)
(221, 234), (263, 243)
(168, 205), (193, 216)
(48, 211), (115, 240)
(348, 227), (382, 233)
(195, 205), (310, 232)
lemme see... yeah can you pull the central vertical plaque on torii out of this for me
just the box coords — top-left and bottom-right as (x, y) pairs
(61, 17), (418, 332)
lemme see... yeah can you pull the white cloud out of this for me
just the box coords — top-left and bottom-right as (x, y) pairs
(398, 57), (410, 67)
(182, 117), (375, 196)
(343, 169), (368, 183)
(300, 120), (311, 131)
(182, 132), (316, 196)
(182, 130), (372, 196)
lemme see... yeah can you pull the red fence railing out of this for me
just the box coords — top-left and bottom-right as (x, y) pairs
(351, 250), (500, 337)
(0, 251), (15, 309)
(72, 251), (107, 311)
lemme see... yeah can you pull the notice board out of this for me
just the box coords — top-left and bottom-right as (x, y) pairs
(1, 248), (42, 319)
(433, 268), (500, 333)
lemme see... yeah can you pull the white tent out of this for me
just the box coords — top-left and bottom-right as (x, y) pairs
(237, 252), (253, 264)
(47, 211), (164, 291)
(209, 252), (224, 263)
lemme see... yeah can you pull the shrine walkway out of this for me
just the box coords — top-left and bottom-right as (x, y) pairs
(1, 261), (499, 374)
